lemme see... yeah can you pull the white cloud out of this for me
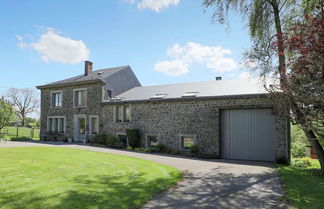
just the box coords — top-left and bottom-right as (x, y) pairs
(17, 42), (28, 48)
(239, 72), (252, 79)
(154, 60), (188, 76)
(125, 0), (180, 12)
(154, 42), (238, 76)
(15, 34), (23, 41)
(30, 28), (89, 64)
(16, 28), (89, 64)
(15, 34), (27, 48)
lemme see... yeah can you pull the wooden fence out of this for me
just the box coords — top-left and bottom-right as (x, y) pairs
(0, 127), (40, 139)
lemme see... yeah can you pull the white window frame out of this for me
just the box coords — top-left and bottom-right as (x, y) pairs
(145, 134), (159, 148)
(89, 115), (99, 135)
(116, 132), (128, 146)
(179, 134), (196, 151)
(73, 88), (87, 108)
(47, 116), (66, 134)
(114, 105), (131, 122)
(123, 105), (131, 122)
(50, 90), (63, 108)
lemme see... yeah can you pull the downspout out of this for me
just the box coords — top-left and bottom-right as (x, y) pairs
(285, 117), (289, 162)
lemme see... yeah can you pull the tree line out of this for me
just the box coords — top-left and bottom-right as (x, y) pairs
(0, 88), (39, 133)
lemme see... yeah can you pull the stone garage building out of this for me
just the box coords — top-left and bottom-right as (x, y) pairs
(102, 79), (290, 162)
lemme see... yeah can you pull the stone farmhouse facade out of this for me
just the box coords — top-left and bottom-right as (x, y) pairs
(37, 61), (290, 162)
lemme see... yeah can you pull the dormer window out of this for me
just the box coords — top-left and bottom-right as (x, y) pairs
(50, 91), (62, 108)
(107, 90), (112, 98)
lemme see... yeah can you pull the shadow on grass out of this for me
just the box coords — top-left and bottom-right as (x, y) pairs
(277, 165), (324, 209)
(0, 171), (180, 209)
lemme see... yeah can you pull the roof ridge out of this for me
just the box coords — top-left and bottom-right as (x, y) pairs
(38, 65), (130, 87)
(93, 65), (129, 73)
(139, 79), (249, 88)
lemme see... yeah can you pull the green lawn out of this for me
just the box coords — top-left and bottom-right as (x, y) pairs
(277, 159), (324, 209)
(0, 147), (181, 209)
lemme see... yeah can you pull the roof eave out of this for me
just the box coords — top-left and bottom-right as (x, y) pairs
(101, 93), (268, 105)
(36, 79), (104, 89)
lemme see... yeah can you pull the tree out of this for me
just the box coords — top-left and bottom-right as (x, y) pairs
(269, 9), (324, 171)
(203, 0), (324, 174)
(0, 98), (14, 133)
(6, 88), (39, 127)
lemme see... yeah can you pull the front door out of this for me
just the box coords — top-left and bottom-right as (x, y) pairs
(74, 115), (86, 142)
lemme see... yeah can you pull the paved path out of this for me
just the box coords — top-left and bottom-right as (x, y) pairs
(0, 141), (287, 209)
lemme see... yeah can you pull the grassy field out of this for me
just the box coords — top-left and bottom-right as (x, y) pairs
(277, 159), (324, 209)
(0, 147), (181, 209)
(0, 126), (40, 140)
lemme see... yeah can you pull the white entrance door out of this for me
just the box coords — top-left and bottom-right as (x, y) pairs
(74, 114), (86, 142)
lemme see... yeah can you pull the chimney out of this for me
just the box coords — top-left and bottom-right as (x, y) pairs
(84, 61), (93, 76)
(215, 76), (222, 81)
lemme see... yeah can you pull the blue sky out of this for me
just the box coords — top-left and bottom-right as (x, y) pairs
(0, 0), (252, 96)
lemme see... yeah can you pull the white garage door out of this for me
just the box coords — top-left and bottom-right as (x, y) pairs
(221, 109), (276, 161)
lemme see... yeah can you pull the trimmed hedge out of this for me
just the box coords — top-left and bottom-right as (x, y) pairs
(106, 134), (118, 147)
(90, 133), (108, 145)
(126, 129), (141, 148)
(155, 143), (167, 153)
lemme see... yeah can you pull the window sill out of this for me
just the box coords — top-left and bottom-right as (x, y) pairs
(50, 106), (63, 109)
(73, 106), (87, 108)
(89, 132), (98, 135)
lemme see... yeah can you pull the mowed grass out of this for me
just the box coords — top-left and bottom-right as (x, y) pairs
(277, 159), (324, 209)
(0, 147), (181, 209)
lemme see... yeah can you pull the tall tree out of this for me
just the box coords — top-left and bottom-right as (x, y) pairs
(0, 98), (14, 133)
(273, 8), (324, 171)
(6, 88), (39, 127)
(203, 0), (324, 174)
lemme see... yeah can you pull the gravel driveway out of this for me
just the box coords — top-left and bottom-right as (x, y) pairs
(0, 141), (287, 209)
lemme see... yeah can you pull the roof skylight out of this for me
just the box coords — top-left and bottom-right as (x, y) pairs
(182, 91), (199, 98)
(150, 94), (167, 99)
(110, 97), (124, 101)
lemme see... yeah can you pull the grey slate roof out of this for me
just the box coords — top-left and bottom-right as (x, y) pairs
(37, 66), (130, 88)
(108, 79), (268, 102)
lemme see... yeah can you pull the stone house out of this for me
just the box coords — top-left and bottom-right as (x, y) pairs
(36, 61), (141, 142)
(37, 61), (290, 162)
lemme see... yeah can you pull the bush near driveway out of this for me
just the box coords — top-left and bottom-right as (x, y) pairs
(106, 134), (118, 147)
(90, 133), (108, 145)
(126, 129), (141, 148)
(0, 147), (181, 209)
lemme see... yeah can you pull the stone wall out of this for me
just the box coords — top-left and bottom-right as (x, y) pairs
(101, 96), (289, 161)
(39, 82), (103, 140)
